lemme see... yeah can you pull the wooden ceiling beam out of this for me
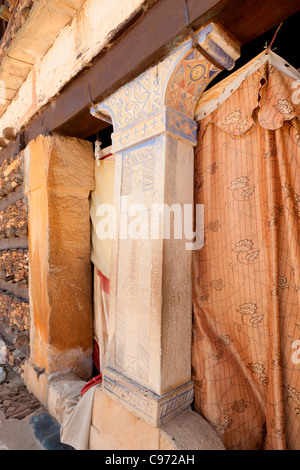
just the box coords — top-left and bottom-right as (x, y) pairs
(8, 0), (299, 143)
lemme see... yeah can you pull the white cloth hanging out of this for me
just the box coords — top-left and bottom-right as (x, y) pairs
(54, 378), (100, 450)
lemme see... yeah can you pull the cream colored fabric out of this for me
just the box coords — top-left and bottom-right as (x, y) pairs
(90, 158), (115, 279)
(93, 266), (109, 372)
(56, 379), (100, 451)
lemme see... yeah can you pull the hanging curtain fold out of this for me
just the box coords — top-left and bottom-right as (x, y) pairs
(90, 153), (115, 374)
(90, 154), (115, 280)
(192, 52), (300, 450)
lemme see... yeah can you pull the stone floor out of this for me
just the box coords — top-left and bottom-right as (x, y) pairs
(0, 365), (74, 450)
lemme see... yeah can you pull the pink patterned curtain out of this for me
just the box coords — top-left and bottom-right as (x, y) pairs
(192, 62), (300, 450)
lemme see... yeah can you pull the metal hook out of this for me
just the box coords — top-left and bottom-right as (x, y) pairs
(183, 0), (225, 71)
(88, 85), (112, 125)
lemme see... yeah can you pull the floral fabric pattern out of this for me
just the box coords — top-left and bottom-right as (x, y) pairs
(192, 62), (300, 450)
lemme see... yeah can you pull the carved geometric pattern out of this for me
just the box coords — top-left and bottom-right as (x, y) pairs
(159, 388), (194, 421)
(92, 23), (237, 144)
(120, 167), (131, 196)
(113, 110), (165, 152)
(103, 368), (194, 427)
(121, 142), (155, 195)
(166, 109), (198, 144)
(103, 374), (155, 421)
(143, 158), (155, 191)
(115, 295), (126, 371)
(124, 80), (151, 121)
(166, 48), (219, 118)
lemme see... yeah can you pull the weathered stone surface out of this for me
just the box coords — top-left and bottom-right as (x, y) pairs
(24, 134), (94, 383)
(0, 346), (25, 376)
(88, 386), (225, 450)
(0, 0), (149, 134)
(90, 387), (161, 450)
(161, 408), (226, 450)
(0, 148), (28, 372)
(103, 367), (194, 428)
(101, 24), (240, 403)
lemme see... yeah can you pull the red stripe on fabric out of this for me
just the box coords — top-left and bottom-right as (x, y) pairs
(97, 269), (110, 294)
(100, 153), (113, 160)
(93, 339), (100, 374)
(80, 374), (102, 397)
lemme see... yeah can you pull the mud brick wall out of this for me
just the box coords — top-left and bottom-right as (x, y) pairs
(0, 151), (29, 375)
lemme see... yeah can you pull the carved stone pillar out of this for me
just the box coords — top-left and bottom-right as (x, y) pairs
(91, 23), (240, 427)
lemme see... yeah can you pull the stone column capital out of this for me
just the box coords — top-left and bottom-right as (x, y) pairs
(110, 106), (198, 153)
(91, 22), (240, 153)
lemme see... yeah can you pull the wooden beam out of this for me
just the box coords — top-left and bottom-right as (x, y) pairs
(57, 111), (110, 140)
(0, 0), (296, 144)
(24, 0), (222, 141)
(207, 0), (300, 45)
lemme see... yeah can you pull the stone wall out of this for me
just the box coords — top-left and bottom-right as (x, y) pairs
(0, 0), (34, 62)
(0, 150), (29, 376)
(0, 0), (148, 135)
(0, 199), (28, 238)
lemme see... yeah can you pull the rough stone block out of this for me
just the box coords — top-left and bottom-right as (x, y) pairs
(24, 134), (94, 379)
(161, 408), (226, 450)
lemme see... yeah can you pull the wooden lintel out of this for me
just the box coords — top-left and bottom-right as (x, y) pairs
(0, 0), (295, 145)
